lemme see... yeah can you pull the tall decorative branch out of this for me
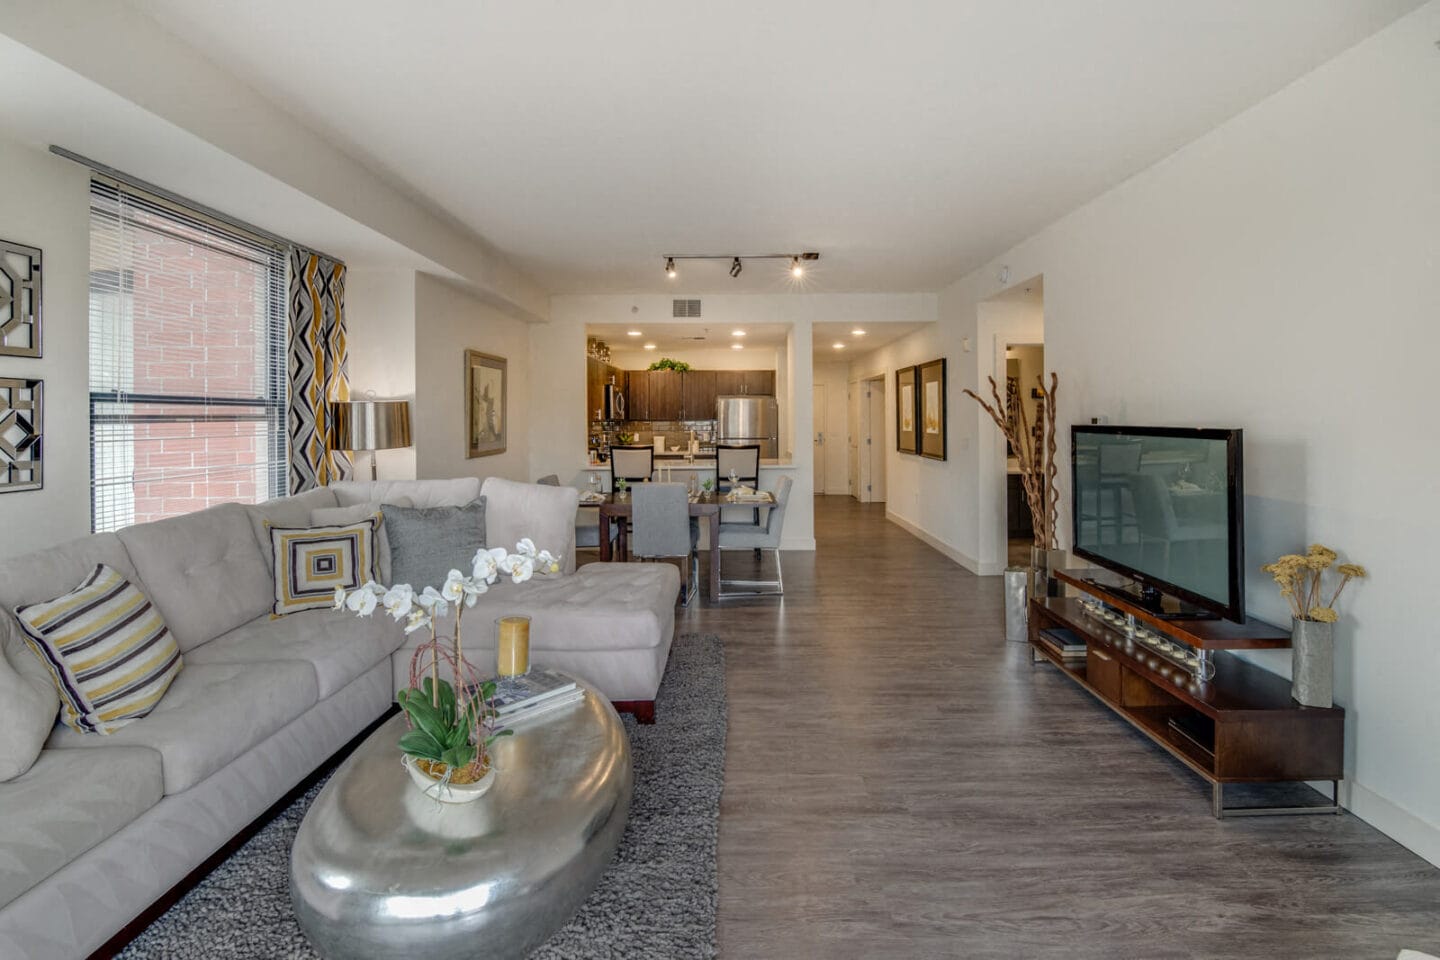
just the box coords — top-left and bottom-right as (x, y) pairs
(963, 373), (1060, 549)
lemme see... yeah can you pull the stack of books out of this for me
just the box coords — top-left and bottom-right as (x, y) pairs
(487, 669), (584, 729)
(1037, 627), (1088, 664)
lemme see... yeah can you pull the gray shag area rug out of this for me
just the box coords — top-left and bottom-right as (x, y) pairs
(118, 634), (726, 959)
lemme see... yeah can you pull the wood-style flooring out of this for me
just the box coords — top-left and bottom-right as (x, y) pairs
(676, 496), (1440, 959)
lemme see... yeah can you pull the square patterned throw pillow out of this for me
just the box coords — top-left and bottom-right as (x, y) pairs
(270, 516), (381, 616)
(14, 564), (183, 735)
(384, 498), (486, 590)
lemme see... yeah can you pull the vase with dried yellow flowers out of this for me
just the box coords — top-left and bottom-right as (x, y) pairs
(1262, 544), (1368, 708)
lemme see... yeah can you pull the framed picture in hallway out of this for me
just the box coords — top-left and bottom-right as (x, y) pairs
(896, 365), (918, 455)
(465, 349), (507, 458)
(918, 357), (947, 460)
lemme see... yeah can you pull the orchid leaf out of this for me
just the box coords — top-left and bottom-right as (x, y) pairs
(399, 730), (443, 761)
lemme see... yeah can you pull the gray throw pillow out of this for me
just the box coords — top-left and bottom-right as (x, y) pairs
(384, 498), (487, 590)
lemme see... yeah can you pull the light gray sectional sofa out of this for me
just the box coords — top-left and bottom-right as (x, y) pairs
(0, 476), (678, 960)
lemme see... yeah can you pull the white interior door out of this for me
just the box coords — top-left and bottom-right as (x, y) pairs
(812, 384), (827, 494)
(847, 381), (861, 498)
(857, 378), (886, 503)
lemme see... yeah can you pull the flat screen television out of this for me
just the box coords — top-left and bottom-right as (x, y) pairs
(1070, 425), (1244, 622)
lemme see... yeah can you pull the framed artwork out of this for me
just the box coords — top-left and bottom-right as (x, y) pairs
(0, 238), (42, 358)
(918, 357), (947, 461)
(465, 350), (507, 459)
(895, 365), (918, 455)
(0, 377), (42, 492)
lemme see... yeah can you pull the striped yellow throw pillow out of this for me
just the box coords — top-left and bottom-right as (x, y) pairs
(270, 516), (380, 616)
(14, 564), (183, 735)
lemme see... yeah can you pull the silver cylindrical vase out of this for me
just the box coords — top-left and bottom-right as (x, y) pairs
(1004, 567), (1028, 643)
(1291, 617), (1334, 708)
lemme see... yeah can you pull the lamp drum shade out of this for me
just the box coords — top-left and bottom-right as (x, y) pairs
(333, 400), (412, 452)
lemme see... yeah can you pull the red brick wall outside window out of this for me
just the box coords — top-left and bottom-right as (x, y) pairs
(89, 182), (288, 533)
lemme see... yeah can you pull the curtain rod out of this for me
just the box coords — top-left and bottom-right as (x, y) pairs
(50, 144), (344, 265)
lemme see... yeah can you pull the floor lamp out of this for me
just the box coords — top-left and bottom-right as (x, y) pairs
(332, 399), (413, 480)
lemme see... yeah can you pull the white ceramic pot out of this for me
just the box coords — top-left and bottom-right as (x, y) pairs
(402, 755), (496, 804)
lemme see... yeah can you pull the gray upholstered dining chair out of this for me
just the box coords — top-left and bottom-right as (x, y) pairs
(717, 475), (792, 598)
(630, 482), (698, 605)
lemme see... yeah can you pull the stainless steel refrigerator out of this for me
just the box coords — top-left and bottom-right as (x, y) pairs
(716, 395), (779, 459)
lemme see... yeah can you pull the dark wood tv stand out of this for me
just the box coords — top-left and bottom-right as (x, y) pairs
(1029, 570), (1344, 818)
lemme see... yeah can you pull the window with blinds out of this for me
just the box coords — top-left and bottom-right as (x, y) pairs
(88, 179), (288, 533)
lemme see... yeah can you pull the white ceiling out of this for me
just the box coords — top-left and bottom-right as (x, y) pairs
(814, 321), (930, 359)
(586, 319), (931, 359)
(126, 0), (1418, 295)
(588, 322), (792, 351)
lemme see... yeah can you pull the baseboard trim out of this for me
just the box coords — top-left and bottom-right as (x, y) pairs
(1341, 779), (1440, 870)
(780, 537), (816, 551)
(885, 512), (1000, 574)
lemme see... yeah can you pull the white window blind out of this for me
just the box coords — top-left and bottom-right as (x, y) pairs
(88, 179), (289, 533)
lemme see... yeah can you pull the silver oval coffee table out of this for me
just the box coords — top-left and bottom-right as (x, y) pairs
(290, 679), (632, 960)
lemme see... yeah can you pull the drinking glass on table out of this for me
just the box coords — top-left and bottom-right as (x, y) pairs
(588, 472), (600, 497)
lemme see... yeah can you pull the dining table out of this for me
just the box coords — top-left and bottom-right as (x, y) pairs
(580, 490), (775, 601)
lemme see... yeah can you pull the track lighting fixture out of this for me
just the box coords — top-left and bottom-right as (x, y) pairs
(660, 251), (820, 280)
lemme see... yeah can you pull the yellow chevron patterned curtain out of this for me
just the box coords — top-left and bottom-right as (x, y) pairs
(287, 251), (351, 492)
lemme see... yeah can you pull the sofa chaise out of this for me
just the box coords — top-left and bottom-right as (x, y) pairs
(0, 476), (678, 960)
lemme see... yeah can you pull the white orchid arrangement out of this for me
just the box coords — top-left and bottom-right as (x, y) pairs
(333, 539), (562, 690)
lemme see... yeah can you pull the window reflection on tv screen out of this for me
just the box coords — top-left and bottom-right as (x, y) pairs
(1072, 431), (1232, 607)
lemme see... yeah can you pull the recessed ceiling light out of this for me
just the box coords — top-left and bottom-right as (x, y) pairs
(832, 342), (846, 350)
(852, 329), (866, 336)
(732, 330), (746, 338)
(643, 343), (657, 350)
(627, 330), (643, 337)
(732, 343), (744, 351)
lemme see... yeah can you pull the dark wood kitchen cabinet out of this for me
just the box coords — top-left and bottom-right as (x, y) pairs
(681, 370), (717, 420)
(647, 370), (683, 419)
(716, 370), (775, 396)
(623, 370), (648, 420)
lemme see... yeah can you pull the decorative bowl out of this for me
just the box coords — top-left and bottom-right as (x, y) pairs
(402, 755), (496, 804)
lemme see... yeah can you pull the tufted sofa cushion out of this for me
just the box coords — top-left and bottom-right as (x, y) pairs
(391, 563), (677, 702)
(0, 745), (164, 911)
(0, 532), (141, 614)
(457, 562), (676, 652)
(116, 503), (273, 652)
(187, 609), (405, 699)
(45, 660), (317, 795)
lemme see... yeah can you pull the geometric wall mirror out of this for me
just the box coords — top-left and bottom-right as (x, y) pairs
(0, 377), (42, 492)
(0, 238), (42, 358)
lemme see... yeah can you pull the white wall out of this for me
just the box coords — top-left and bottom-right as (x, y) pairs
(413, 273), (531, 484)
(0, 135), (93, 559)
(811, 361), (852, 495)
(346, 268), (417, 480)
(876, 3), (1440, 863)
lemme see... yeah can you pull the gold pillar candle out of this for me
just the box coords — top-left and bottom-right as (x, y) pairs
(496, 616), (531, 677)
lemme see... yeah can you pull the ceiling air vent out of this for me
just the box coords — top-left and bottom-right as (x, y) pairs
(672, 299), (702, 318)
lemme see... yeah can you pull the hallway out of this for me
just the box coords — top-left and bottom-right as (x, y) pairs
(690, 496), (1440, 959)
